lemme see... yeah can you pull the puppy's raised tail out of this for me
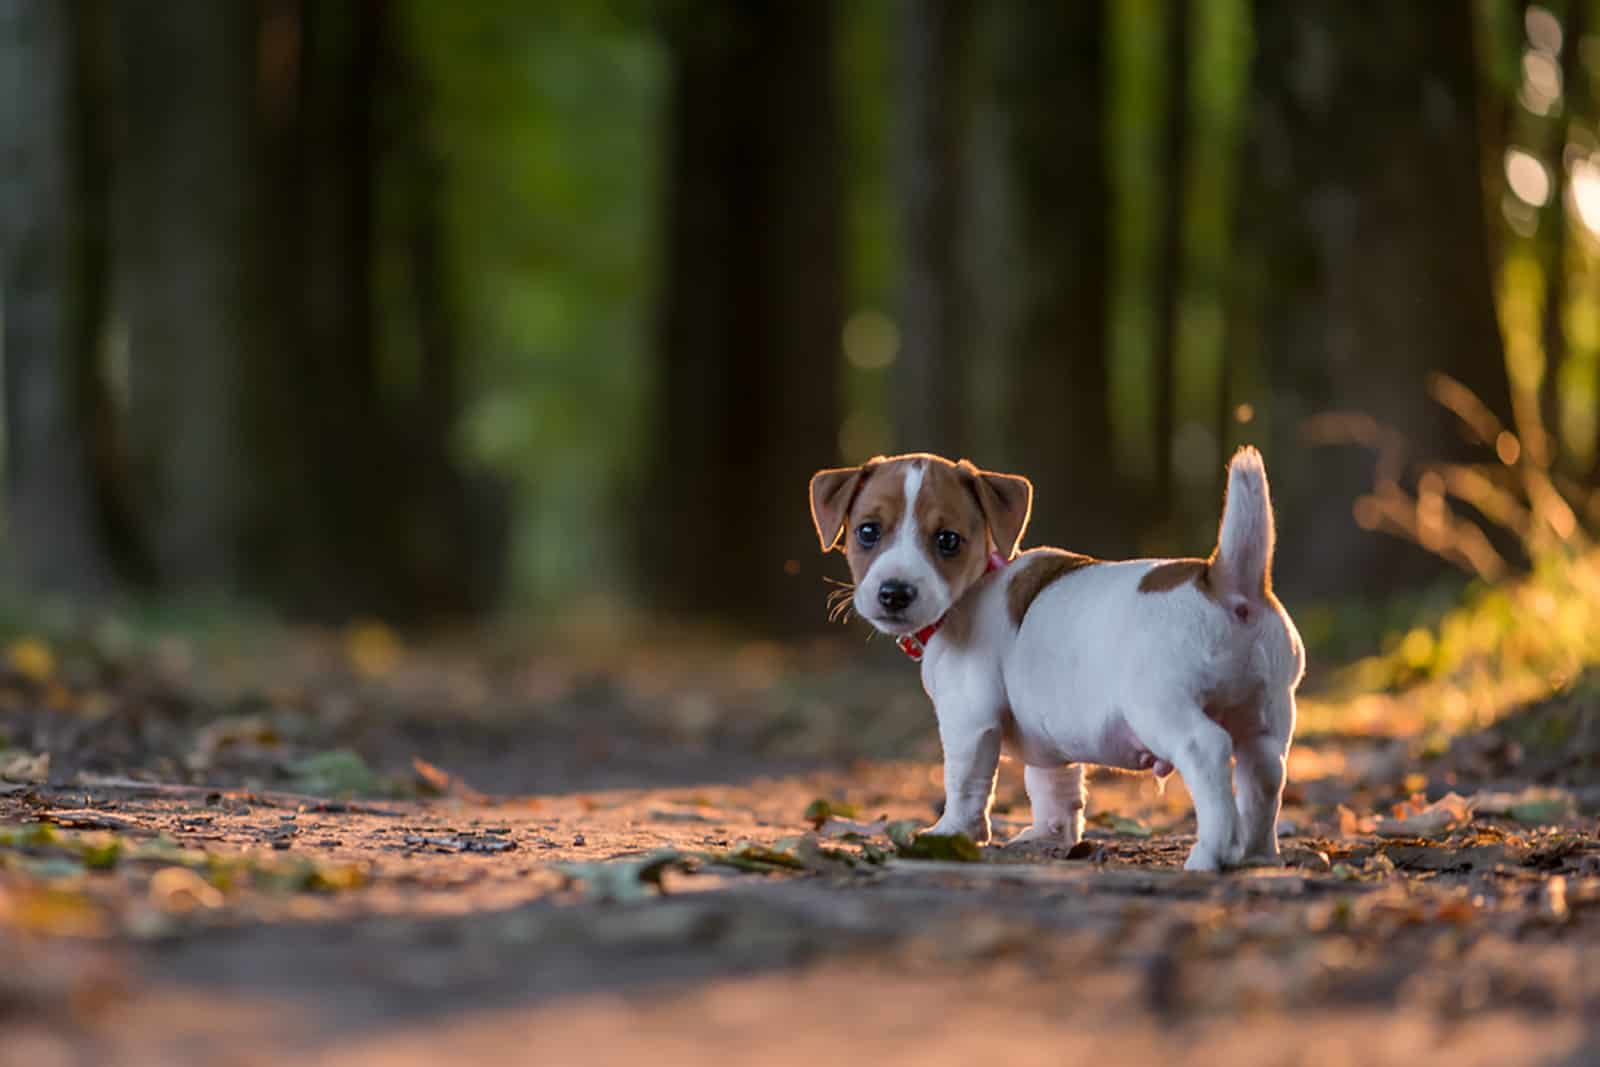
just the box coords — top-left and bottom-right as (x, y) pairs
(1211, 446), (1275, 612)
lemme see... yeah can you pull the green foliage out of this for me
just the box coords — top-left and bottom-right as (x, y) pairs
(885, 820), (982, 861)
(287, 750), (380, 798)
(403, 1), (665, 604)
(803, 797), (860, 828)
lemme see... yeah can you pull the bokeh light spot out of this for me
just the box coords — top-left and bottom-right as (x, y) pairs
(842, 310), (899, 370)
(1505, 148), (1551, 206)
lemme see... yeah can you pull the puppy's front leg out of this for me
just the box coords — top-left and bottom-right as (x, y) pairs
(1006, 764), (1086, 847)
(926, 717), (1002, 844)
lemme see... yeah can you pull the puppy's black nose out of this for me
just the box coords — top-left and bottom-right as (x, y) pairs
(878, 580), (917, 612)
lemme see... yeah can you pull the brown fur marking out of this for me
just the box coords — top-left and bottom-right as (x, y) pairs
(811, 452), (1040, 631)
(914, 460), (990, 597)
(937, 568), (1004, 648)
(1137, 558), (1211, 595)
(1006, 550), (1098, 627)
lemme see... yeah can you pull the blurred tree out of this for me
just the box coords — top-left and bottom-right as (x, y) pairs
(1238, 1), (1514, 600)
(1152, 0), (1191, 534)
(1537, 0), (1587, 457)
(112, 0), (257, 593)
(247, 0), (504, 619)
(0, 0), (514, 621)
(0, 0), (118, 597)
(986, 0), (1128, 554)
(895, 0), (970, 457)
(245, 0), (407, 616)
(649, 0), (844, 632)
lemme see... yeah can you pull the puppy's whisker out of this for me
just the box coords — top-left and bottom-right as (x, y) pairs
(826, 591), (855, 623)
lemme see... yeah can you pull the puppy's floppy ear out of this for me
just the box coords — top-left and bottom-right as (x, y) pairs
(810, 462), (873, 551)
(960, 460), (1033, 559)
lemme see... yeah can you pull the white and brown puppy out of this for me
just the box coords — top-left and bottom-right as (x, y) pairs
(809, 448), (1304, 871)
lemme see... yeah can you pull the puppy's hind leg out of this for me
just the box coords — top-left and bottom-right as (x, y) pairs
(1006, 764), (1086, 847)
(1233, 691), (1295, 864)
(1168, 712), (1240, 872)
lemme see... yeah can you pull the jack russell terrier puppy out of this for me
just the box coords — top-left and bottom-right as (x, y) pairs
(808, 447), (1304, 871)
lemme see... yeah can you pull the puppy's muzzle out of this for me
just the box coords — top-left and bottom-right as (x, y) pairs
(877, 580), (918, 613)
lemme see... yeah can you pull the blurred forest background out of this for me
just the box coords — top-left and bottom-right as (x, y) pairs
(2, 0), (1599, 683)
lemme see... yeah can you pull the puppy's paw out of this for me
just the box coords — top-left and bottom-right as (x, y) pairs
(1182, 843), (1225, 872)
(1004, 823), (1079, 849)
(1236, 848), (1285, 869)
(925, 814), (991, 846)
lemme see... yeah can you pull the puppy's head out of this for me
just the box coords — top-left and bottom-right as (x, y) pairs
(809, 453), (1032, 635)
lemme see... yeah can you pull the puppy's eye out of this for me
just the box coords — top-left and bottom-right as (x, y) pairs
(935, 529), (962, 557)
(856, 522), (881, 549)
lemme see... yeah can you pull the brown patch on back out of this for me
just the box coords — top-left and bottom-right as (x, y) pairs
(1006, 550), (1098, 627)
(1137, 558), (1212, 595)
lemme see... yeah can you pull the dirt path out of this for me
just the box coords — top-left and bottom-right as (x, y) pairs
(3, 738), (1599, 1066)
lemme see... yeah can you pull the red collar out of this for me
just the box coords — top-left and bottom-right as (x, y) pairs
(896, 551), (1010, 661)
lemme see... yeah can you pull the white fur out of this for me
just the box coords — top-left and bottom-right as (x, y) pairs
(1214, 447), (1272, 604)
(852, 463), (953, 633)
(898, 449), (1305, 871)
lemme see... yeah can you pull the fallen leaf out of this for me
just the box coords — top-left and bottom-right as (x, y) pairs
(804, 798), (860, 829)
(186, 715), (285, 772)
(892, 831), (982, 862)
(1382, 844), (1512, 871)
(344, 620), (401, 678)
(1281, 846), (1331, 873)
(709, 843), (809, 872)
(819, 817), (889, 840)
(1432, 897), (1478, 924)
(149, 867), (224, 912)
(287, 750), (377, 797)
(0, 885), (106, 936)
(1104, 815), (1153, 838)
(411, 757), (491, 804)
(6, 638), (54, 683)
(1338, 805), (1377, 836)
(649, 809), (714, 823)
(793, 836), (859, 871)
(0, 752), (49, 784)
(1375, 793), (1472, 838)
(79, 835), (122, 871)
(884, 820), (922, 851)
(18, 857), (86, 881)
(1473, 787), (1576, 827)
(554, 850), (690, 902)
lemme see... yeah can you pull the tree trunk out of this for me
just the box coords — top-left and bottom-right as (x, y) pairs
(650, 0), (844, 632)
(388, 23), (508, 619)
(1152, 0), (1191, 534)
(0, 0), (117, 598)
(986, 1), (1123, 555)
(1238, 0), (1512, 602)
(242, 0), (450, 620)
(111, 0), (258, 594)
(895, 0), (970, 457)
(1540, 0), (1586, 460)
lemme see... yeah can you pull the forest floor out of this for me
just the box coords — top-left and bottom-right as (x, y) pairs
(0, 629), (1598, 1066)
